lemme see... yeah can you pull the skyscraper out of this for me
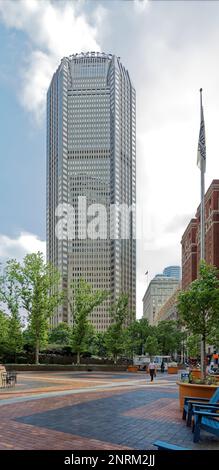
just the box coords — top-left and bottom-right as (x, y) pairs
(47, 52), (136, 330)
(163, 266), (181, 280)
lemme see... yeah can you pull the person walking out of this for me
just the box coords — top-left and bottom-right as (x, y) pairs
(161, 360), (165, 373)
(148, 360), (156, 382)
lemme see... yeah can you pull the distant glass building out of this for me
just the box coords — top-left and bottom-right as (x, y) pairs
(47, 52), (136, 330)
(163, 266), (181, 280)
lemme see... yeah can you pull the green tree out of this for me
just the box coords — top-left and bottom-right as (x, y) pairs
(124, 318), (152, 358)
(91, 331), (108, 357)
(186, 334), (200, 359)
(145, 335), (159, 356)
(208, 327), (219, 350)
(69, 278), (108, 365)
(105, 293), (130, 364)
(0, 310), (9, 357)
(22, 327), (35, 359)
(156, 320), (182, 356)
(48, 322), (71, 346)
(139, 318), (156, 351)
(177, 261), (219, 378)
(7, 311), (23, 362)
(20, 252), (63, 364)
(84, 323), (99, 356)
(0, 260), (23, 360)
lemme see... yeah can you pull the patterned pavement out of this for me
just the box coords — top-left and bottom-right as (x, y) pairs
(0, 371), (218, 450)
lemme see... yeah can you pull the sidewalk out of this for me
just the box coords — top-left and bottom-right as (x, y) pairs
(0, 372), (218, 450)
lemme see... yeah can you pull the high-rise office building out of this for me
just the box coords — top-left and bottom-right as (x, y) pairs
(142, 276), (179, 325)
(163, 265), (181, 280)
(47, 52), (136, 330)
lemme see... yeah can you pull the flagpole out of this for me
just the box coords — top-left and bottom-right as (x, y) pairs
(200, 88), (205, 261)
(199, 88), (206, 377)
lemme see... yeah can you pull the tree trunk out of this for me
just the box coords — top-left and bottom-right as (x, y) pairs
(201, 335), (206, 379)
(77, 351), (80, 365)
(35, 339), (39, 365)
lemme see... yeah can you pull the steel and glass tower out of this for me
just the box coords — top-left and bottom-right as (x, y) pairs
(47, 52), (136, 330)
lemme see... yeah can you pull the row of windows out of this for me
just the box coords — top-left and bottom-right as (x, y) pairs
(68, 125), (109, 131)
(68, 107), (109, 113)
(68, 140), (110, 145)
(68, 148), (110, 153)
(68, 95), (108, 101)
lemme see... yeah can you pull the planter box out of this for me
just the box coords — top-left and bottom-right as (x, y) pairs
(191, 369), (201, 379)
(177, 381), (218, 411)
(127, 365), (139, 372)
(168, 366), (178, 374)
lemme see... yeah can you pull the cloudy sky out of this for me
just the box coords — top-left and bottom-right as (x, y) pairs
(0, 0), (219, 317)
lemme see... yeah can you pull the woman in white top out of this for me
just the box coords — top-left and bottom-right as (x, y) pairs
(148, 361), (156, 382)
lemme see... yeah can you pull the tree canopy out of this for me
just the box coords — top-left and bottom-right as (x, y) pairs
(20, 252), (63, 364)
(178, 261), (219, 377)
(105, 293), (130, 364)
(70, 278), (108, 364)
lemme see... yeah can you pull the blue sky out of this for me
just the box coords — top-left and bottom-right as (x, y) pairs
(0, 25), (45, 238)
(0, 0), (219, 315)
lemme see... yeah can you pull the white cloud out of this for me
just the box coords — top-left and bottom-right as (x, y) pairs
(0, 0), (102, 121)
(120, 5), (219, 317)
(21, 50), (56, 120)
(0, 232), (46, 261)
(134, 0), (149, 14)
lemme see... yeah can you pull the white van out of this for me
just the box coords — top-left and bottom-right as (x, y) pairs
(152, 355), (172, 371)
(133, 355), (150, 369)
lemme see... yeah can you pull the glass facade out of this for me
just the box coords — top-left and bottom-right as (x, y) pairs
(163, 266), (181, 280)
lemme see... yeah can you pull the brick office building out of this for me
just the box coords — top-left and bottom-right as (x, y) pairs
(181, 219), (198, 290)
(181, 179), (219, 290)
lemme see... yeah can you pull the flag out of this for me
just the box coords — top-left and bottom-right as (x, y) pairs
(197, 89), (206, 172)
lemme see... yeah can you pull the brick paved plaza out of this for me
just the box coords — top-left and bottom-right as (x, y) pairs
(0, 371), (218, 450)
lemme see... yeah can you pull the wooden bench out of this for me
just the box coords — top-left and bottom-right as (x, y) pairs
(153, 440), (190, 450)
(193, 409), (219, 442)
(182, 387), (219, 426)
